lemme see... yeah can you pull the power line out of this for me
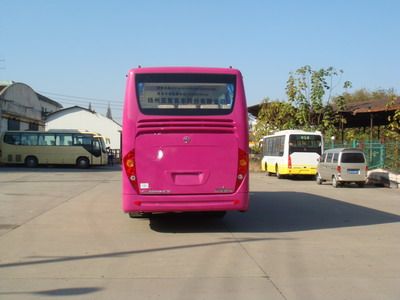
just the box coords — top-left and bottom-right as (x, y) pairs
(55, 97), (123, 108)
(38, 90), (123, 104)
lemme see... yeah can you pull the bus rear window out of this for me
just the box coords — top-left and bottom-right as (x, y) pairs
(136, 73), (236, 115)
(289, 134), (322, 155)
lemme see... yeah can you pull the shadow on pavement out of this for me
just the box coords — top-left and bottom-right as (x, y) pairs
(0, 287), (103, 297)
(0, 237), (286, 269)
(149, 191), (400, 233)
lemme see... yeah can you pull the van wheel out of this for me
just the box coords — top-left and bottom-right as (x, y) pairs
(332, 176), (339, 188)
(76, 157), (90, 169)
(316, 173), (323, 185)
(25, 156), (38, 168)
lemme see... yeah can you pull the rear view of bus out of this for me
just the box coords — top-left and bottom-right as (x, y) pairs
(122, 67), (249, 217)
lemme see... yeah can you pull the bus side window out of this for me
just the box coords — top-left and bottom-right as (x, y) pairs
(56, 134), (73, 146)
(42, 134), (56, 146)
(74, 135), (91, 146)
(4, 133), (20, 145)
(38, 135), (48, 146)
(21, 134), (38, 146)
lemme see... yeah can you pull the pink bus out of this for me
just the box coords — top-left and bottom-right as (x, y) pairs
(122, 67), (249, 217)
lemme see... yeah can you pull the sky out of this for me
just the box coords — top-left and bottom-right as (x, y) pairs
(1, 0), (399, 123)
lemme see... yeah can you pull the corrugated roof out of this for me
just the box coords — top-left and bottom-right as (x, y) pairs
(341, 97), (400, 114)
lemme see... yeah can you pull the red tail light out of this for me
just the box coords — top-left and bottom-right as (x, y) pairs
(336, 166), (341, 173)
(288, 155), (292, 169)
(365, 165), (368, 172)
(236, 148), (248, 191)
(123, 149), (139, 193)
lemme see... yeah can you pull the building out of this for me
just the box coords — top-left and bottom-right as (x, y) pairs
(45, 106), (122, 150)
(0, 81), (62, 133)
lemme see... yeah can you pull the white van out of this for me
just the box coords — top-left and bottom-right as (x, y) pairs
(316, 148), (368, 187)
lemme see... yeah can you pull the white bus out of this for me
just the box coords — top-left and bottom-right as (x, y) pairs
(260, 130), (323, 178)
(0, 130), (108, 168)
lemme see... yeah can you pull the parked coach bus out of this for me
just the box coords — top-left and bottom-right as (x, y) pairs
(0, 130), (107, 168)
(122, 67), (249, 217)
(260, 130), (323, 178)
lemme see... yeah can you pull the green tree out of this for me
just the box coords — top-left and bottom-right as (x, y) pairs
(286, 65), (351, 133)
(386, 93), (400, 140)
(251, 98), (297, 153)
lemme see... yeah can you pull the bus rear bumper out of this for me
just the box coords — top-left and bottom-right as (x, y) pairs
(281, 166), (317, 176)
(122, 192), (249, 213)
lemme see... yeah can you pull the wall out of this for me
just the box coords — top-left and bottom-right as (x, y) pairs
(46, 107), (121, 149)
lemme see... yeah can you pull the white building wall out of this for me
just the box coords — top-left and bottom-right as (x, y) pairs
(1, 119), (6, 131)
(46, 108), (121, 149)
(39, 99), (62, 114)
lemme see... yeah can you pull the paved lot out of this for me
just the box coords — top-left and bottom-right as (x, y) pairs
(0, 166), (399, 299)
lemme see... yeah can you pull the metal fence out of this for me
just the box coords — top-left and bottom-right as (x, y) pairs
(324, 140), (400, 172)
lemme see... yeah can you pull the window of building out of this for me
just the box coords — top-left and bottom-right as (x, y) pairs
(29, 122), (39, 131)
(8, 119), (20, 130)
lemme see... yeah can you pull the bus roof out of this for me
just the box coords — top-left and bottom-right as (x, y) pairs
(128, 66), (242, 76)
(262, 129), (322, 139)
(2, 130), (102, 136)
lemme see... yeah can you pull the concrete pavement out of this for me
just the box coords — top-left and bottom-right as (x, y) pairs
(0, 167), (399, 299)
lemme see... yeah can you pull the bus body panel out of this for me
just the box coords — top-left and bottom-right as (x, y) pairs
(122, 67), (249, 214)
(0, 131), (107, 167)
(283, 152), (320, 175)
(136, 132), (238, 195)
(122, 192), (249, 213)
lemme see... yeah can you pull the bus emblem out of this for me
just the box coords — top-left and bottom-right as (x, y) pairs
(183, 136), (191, 144)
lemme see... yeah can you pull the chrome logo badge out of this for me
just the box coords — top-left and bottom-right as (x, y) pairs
(183, 136), (191, 144)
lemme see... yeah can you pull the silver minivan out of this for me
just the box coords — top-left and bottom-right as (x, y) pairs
(316, 148), (368, 187)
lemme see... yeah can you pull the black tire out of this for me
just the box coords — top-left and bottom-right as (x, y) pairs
(332, 176), (339, 188)
(208, 211), (226, 218)
(276, 165), (282, 179)
(316, 173), (323, 185)
(357, 182), (365, 188)
(76, 157), (90, 169)
(129, 212), (151, 218)
(265, 164), (272, 176)
(25, 156), (38, 168)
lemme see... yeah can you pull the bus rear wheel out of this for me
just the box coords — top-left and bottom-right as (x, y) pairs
(129, 212), (151, 218)
(265, 164), (272, 176)
(25, 156), (38, 168)
(276, 165), (282, 179)
(76, 157), (90, 169)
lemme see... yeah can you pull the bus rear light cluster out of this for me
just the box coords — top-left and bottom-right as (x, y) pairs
(123, 149), (139, 193)
(235, 148), (248, 190)
(288, 155), (292, 169)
